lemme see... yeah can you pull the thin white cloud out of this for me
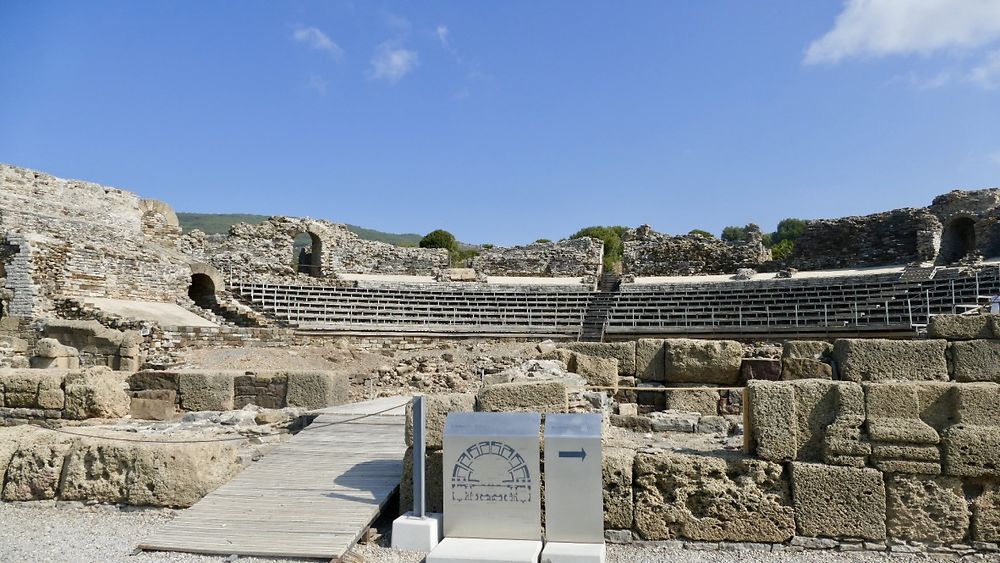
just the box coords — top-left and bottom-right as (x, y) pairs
(970, 49), (1000, 88)
(292, 26), (343, 60)
(306, 74), (329, 94)
(888, 70), (953, 90)
(383, 12), (411, 34)
(989, 149), (1000, 166)
(436, 25), (449, 46)
(805, 0), (1000, 65)
(369, 43), (419, 83)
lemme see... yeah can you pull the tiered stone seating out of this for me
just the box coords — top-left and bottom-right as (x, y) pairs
(230, 282), (590, 337)
(607, 267), (1000, 336)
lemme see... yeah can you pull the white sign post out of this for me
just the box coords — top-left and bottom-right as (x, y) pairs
(541, 413), (606, 563)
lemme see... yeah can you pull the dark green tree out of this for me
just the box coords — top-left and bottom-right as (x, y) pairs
(419, 229), (459, 253)
(771, 218), (808, 245)
(688, 229), (715, 239)
(721, 225), (749, 243)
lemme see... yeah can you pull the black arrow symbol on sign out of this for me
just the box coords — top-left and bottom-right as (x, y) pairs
(558, 448), (587, 460)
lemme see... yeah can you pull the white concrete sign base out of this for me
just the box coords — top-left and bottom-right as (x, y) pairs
(540, 541), (607, 563)
(390, 512), (443, 553)
(426, 537), (544, 563)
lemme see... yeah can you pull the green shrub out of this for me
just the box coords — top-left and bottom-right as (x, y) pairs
(721, 225), (750, 243)
(570, 226), (627, 269)
(688, 229), (715, 239)
(771, 239), (795, 260)
(419, 229), (458, 253)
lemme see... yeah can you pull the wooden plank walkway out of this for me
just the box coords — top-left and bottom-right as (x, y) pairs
(139, 396), (410, 560)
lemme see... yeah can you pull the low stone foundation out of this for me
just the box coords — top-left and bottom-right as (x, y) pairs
(0, 425), (240, 507)
(0, 367), (129, 424)
(129, 369), (350, 411)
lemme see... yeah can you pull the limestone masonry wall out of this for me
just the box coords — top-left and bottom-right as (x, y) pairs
(622, 224), (771, 276)
(471, 238), (604, 280)
(786, 208), (941, 270)
(200, 216), (448, 283)
(0, 164), (191, 316)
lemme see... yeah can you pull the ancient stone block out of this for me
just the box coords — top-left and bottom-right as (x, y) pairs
(2, 435), (74, 501)
(927, 314), (996, 341)
(790, 463), (887, 540)
(955, 383), (1000, 426)
(649, 410), (699, 433)
(400, 447), (444, 514)
(942, 424), (1000, 477)
(234, 372), (287, 409)
(59, 439), (132, 503)
(975, 483), (1000, 542)
(476, 380), (567, 413)
(36, 388), (65, 410)
(635, 339), (665, 381)
(781, 358), (833, 380)
(405, 393), (476, 449)
(663, 339), (743, 385)
(569, 352), (619, 388)
(178, 371), (234, 411)
(833, 339), (948, 382)
(129, 370), (180, 394)
(865, 382), (920, 418)
(0, 426), (34, 492)
(885, 474), (969, 544)
(741, 358), (781, 382)
(609, 414), (652, 432)
(603, 447), (635, 530)
(130, 390), (176, 421)
(783, 340), (833, 360)
(794, 380), (864, 462)
(64, 367), (129, 419)
(126, 441), (241, 507)
(950, 340), (1000, 383)
(633, 451), (794, 542)
(285, 371), (349, 409)
(747, 381), (797, 461)
(562, 342), (636, 377)
(662, 388), (720, 416)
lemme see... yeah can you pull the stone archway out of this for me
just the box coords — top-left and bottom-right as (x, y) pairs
(939, 217), (977, 264)
(292, 232), (323, 277)
(187, 262), (224, 310)
(188, 273), (217, 309)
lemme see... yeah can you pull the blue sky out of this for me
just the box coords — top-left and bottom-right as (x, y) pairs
(1, 1), (999, 245)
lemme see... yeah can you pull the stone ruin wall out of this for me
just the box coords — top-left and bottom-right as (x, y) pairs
(471, 237), (604, 281)
(395, 317), (1000, 549)
(198, 216), (449, 283)
(784, 208), (941, 270)
(0, 164), (192, 317)
(622, 224), (772, 277)
(622, 188), (1000, 277)
(785, 189), (1000, 271)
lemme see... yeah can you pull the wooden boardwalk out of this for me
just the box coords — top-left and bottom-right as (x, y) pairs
(139, 396), (410, 560)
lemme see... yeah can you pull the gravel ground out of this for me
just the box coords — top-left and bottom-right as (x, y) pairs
(3, 501), (993, 563)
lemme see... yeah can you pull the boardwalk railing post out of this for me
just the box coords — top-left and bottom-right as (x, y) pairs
(391, 394), (442, 552)
(413, 395), (426, 519)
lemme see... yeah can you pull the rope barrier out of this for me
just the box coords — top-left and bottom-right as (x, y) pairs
(25, 402), (407, 445)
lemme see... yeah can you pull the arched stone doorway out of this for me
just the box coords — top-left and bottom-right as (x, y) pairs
(188, 273), (217, 309)
(939, 217), (977, 264)
(292, 232), (323, 277)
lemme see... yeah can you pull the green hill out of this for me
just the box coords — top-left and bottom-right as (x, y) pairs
(176, 213), (423, 247)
